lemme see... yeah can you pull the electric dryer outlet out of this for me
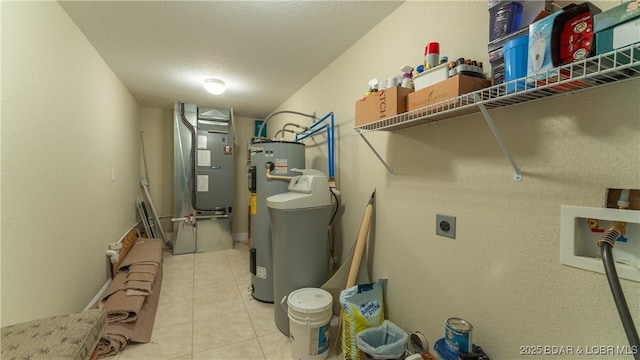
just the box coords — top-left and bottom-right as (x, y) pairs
(436, 214), (456, 239)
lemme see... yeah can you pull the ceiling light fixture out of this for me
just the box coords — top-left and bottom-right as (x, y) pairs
(204, 78), (226, 95)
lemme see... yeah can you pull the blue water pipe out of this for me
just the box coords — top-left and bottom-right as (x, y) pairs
(297, 124), (327, 139)
(295, 112), (335, 180)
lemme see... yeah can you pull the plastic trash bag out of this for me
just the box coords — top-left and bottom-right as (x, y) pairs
(356, 319), (409, 360)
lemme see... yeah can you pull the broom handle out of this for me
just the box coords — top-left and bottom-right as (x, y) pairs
(336, 191), (375, 350)
(345, 199), (374, 287)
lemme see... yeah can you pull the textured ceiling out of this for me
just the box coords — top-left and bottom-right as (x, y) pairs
(59, 1), (403, 119)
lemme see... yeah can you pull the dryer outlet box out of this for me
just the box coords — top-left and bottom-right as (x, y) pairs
(436, 214), (456, 239)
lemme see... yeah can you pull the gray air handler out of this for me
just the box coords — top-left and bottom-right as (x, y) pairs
(248, 140), (305, 302)
(173, 103), (234, 254)
(266, 169), (331, 336)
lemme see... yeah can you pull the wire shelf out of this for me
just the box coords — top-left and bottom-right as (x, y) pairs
(354, 42), (640, 134)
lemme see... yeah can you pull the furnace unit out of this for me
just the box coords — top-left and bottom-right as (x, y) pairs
(173, 103), (234, 254)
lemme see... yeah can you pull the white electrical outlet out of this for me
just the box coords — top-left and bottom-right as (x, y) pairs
(560, 205), (640, 282)
(111, 168), (116, 182)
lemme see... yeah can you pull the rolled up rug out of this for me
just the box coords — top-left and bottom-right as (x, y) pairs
(98, 272), (145, 323)
(97, 268), (162, 358)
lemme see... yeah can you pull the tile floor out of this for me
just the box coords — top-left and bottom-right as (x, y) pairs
(105, 242), (342, 360)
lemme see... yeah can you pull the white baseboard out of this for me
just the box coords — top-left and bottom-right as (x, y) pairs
(233, 232), (248, 243)
(85, 278), (111, 311)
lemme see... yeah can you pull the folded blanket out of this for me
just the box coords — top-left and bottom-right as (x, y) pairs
(1, 309), (107, 360)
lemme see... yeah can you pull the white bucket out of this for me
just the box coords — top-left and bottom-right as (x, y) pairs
(287, 288), (333, 360)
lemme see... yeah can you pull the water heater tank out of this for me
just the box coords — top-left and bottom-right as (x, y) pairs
(248, 140), (305, 302)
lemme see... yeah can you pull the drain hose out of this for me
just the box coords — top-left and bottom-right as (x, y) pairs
(600, 241), (640, 360)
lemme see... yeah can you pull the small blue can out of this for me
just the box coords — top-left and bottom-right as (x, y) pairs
(445, 317), (473, 354)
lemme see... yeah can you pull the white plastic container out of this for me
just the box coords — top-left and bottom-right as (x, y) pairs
(413, 62), (449, 91)
(287, 288), (333, 360)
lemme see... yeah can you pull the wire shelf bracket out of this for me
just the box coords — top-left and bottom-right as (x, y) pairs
(356, 128), (395, 176)
(477, 101), (522, 181)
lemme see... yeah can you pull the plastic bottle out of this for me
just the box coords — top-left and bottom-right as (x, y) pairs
(424, 42), (440, 68)
(448, 62), (457, 77)
(400, 66), (414, 89)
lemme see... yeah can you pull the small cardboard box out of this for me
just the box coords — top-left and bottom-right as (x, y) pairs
(527, 10), (564, 80)
(594, 1), (640, 58)
(406, 75), (492, 111)
(551, 2), (601, 66)
(355, 86), (413, 126)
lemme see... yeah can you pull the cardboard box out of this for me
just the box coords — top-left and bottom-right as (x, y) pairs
(355, 86), (413, 126)
(551, 2), (601, 66)
(594, 1), (640, 59)
(489, 1), (524, 42)
(406, 75), (491, 111)
(526, 5), (603, 88)
(488, 9), (551, 86)
(527, 10), (564, 80)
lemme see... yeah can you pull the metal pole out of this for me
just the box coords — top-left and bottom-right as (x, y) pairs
(356, 129), (394, 176)
(141, 178), (169, 245)
(477, 103), (522, 181)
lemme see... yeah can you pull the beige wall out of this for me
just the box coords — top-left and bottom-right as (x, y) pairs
(1, 2), (140, 326)
(270, 1), (640, 358)
(232, 115), (255, 239)
(140, 107), (174, 233)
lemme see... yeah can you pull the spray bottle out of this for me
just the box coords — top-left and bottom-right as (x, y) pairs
(400, 65), (414, 89)
(365, 78), (379, 96)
